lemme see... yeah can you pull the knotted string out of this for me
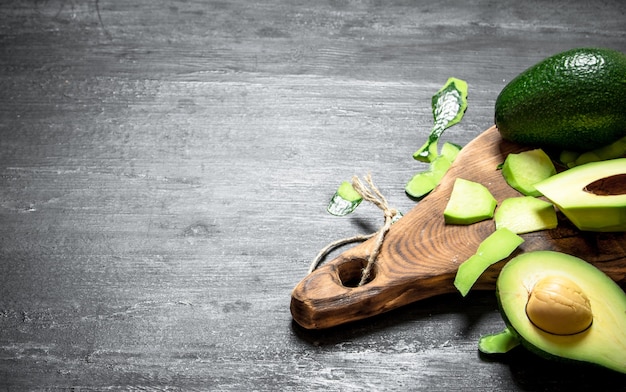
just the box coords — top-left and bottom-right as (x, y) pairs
(308, 174), (399, 286)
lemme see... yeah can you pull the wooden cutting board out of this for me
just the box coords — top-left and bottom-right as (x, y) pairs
(291, 125), (626, 329)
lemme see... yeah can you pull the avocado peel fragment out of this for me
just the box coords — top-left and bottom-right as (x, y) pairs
(478, 328), (520, 355)
(453, 227), (524, 297)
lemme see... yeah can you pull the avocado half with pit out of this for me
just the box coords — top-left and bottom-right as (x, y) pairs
(534, 158), (626, 232)
(497, 251), (626, 374)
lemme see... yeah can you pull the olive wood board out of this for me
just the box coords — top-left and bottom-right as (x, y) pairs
(291, 125), (626, 330)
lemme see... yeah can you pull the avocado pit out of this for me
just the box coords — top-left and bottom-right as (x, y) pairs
(584, 173), (626, 196)
(525, 275), (593, 335)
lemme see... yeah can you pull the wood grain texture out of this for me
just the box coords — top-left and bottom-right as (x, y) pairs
(292, 126), (626, 329)
(1, 0), (626, 390)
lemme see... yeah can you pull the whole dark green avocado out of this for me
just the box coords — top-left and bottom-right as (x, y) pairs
(495, 48), (626, 151)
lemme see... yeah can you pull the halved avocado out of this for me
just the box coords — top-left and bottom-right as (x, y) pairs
(533, 158), (626, 232)
(496, 251), (626, 374)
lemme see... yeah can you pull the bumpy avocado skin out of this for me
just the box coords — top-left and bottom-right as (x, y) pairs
(496, 251), (626, 374)
(495, 48), (626, 151)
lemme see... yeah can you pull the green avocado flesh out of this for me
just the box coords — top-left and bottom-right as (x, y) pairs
(496, 251), (626, 374)
(533, 158), (626, 232)
(444, 178), (497, 225)
(495, 48), (626, 151)
(478, 328), (520, 355)
(406, 142), (461, 199)
(501, 149), (556, 197)
(494, 196), (557, 234)
(454, 227), (524, 297)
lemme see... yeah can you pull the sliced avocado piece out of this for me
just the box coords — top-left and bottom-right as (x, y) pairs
(444, 178), (497, 225)
(478, 328), (520, 355)
(572, 135), (626, 167)
(496, 250), (626, 374)
(440, 141), (462, 162)
(430, 154), (453, 180)
(405, 142), (461, 199)
(533, 158), (626, 232)
(405, 171), (439, 199)
(453, 227), (524, 296)
(494, 196), (558, 234)
(501, 149), (556, 196)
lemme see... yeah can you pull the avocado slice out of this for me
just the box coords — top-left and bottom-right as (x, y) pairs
(496, 251), (626, 374)
(405, 142), (462, 199)
(494, 196), (557, 234)
(501, 149), (556, 197)
(454, 227), (524, 296)
(443, 178), (497, 225)
(533, 158), (626, 232)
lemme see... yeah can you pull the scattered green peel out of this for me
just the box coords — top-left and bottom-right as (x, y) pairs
(405, 142), (461, 199)
(501, 149), (556, 196)
(413, 78), (468, 163)
(444, 178), (497, 225)
(494, 196), (557, 234)
(478, 328), (520, 355)
(327, 181), (363, 216)
(454, 227), (524, 296)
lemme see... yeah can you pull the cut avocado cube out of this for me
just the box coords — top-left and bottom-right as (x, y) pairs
(454, 227), (524, 296)
(534, 158), (626, 232)
(497, 251), (626, 374)
(494, 196), (557, 234)
(444, 178), (497, 225)
(501, 149), (556, 197)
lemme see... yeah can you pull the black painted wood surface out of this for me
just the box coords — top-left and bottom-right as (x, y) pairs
(1, 1), (625, 390)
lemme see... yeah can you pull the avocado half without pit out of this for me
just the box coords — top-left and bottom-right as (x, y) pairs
(496, 251), (626, 374)
(534, 158), (626, 232)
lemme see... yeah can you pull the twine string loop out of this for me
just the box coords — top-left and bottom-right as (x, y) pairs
(308, 174), (399, 287)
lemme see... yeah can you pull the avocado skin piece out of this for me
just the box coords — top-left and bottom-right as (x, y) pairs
(496, 251), (626, 374)
(495, 48), (626, 151)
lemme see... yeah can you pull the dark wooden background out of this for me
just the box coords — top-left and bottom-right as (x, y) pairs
(1, 1), (625, 390)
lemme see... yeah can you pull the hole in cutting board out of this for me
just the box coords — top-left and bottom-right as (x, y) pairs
(337, 258), (376, 287)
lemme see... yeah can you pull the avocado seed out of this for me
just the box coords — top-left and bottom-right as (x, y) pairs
(526, 276), (593, 335)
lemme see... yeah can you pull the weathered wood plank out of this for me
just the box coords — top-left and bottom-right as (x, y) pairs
(1, 0), (625, 390)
